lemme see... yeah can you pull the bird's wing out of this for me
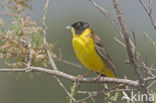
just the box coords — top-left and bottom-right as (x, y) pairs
(93, 34), (117, 76)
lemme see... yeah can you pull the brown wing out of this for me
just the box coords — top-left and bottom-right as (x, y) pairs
(93, 34), (117, 76)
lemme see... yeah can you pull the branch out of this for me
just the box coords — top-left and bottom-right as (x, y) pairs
(78, 89), (136, 95)
(139, 0), (156, 29)
(112, 0), (153, 103)
(0, 67), (155, 102)
(89, 0), (123, 38)
(0, 67), (140, 86)
(77, 84), (135, 103)
(144, 76), (156, 81)
(89, 0), (136, 53)
(41, 0), (77, 102)
(112, 0), (134, 63)
(42, 0), (57, 71)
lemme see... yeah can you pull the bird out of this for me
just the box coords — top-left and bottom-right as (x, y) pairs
(66, 21), (117, 78)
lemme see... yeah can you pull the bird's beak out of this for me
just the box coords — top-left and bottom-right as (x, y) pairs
(65, 25), (73, 30)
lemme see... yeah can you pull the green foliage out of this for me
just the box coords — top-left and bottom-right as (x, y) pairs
(103, 84), (119, 102)
(31, 29), (43, 49)
(145, 33), (156, 52)
(88, 93), (96, 103)
(66, 82), (77, 103)
(69, 82), (77, 103)
(151, 90), (156, 103)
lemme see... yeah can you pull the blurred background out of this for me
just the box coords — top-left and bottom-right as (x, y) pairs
(0, 0), (156, 103)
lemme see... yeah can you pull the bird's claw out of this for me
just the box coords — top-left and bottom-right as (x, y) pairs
(96, 74), (101, 83)
(76, 75), (84, 87)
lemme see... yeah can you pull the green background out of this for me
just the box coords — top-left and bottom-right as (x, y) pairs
(0, 0), (156, 103)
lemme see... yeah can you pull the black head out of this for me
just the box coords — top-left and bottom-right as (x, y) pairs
(71, 21), (89, 35)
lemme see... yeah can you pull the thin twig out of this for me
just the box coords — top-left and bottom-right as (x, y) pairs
(0, 11), (16, 17)
(58, 59), (82, 68)
(78, 89), (136, 95)
(77, 84), (129, 103)
(41, 0), (77, 102)
(144, 34), (147, 66)
(144, 76), (156, 81)
(89, 0), (136, 54)
(140, 63), (156, 77)
(131, 30), (137, 63)
(140, 63), (156, 71)
(0, 1), (8, 11)
(139, 0), (156, 29)
(144, 33), (148, 86)
(53, 76), (77, 102)
(148, 0), (152, 13)
(147, 80), (156, 89)
(89, 0), (123, 38)
(25, 37), (32, 72)
(0, 1), (16, 18)
(42, 0), (57, 71)
(56, 48), (82, 68)
(113, 37), (126, 47)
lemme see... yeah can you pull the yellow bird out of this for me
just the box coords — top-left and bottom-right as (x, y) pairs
(66, 21), (116, 78)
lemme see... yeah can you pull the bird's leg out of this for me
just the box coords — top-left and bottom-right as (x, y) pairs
(76, 71), (93, 86)
(95, 73), (102, 83)
(95, 72), (107, 85)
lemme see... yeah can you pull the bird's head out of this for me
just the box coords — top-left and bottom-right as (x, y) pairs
(66, 21), (90, 36)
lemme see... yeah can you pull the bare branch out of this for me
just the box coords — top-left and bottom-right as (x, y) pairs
(42, 0), (57, 71)
(53, 76), (77, 102)
(0, 67), (140, 86)
(148, 0), (152, 13)
(87, 1), (155, 102)
(113, 37), (126, 47)
(147, 80), (156, 89)
(112, 0), (153, 102)
(139, 64), (156, 72)
(57, 59), (82, 68)
(112, 0), (134, 63)
(78, 89), (136, 95)
(77, 84), (134, 103)
(89, 0), (123, 38)
(41, 0), (77, 102)
(0, 11), (16, 17)
(144, 76), (156, 81)
(112, 0), (143, 81)
(89, 0), (136, 52)
(56, 48), (82, 68)
(139, 0), (156, 29)
(0, 1), (9, 11)
(25, 37), (32, 72)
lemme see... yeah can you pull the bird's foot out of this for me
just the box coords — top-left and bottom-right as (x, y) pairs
(96, 74), (101, 83)
(76, 75), (84, 87)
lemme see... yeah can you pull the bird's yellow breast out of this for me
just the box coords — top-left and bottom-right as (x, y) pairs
(72, 36), (105, 72)
(72, 29), (115, 77)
